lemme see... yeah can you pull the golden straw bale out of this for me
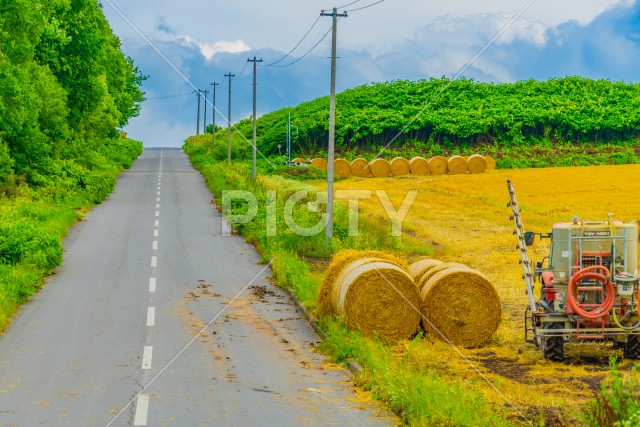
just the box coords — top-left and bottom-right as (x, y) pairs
(334, 158), (352, 178)
(428, 156), (448, 175)
(417, 262), (471, 292)
(409, 258), (443, 285)
(409, 157), (430, 176)
(369, 158), (391, 178)
(332, 258), (421, 341)
(484, 155), (496, 170)
(292, 157), (307, 163)
(317, 250), (409, 316)
(467, 154), (487, 174)
(448, 155), (468, 174)
(310, 158), (328, 171)
(420, 267), (502, 347)
(350, 158), (371, 178)
(389, 157), (411, 176)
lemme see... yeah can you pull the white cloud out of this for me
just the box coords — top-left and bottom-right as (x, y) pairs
(176, 35), (250, 60)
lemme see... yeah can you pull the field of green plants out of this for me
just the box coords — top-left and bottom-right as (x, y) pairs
(219, 77), (640, 169)
(0, 1), (144, 330)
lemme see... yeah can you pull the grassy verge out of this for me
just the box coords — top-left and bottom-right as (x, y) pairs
(0, 138), (143, 331)
(184, 137), (516, 426)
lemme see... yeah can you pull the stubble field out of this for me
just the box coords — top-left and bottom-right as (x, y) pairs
(328, 163), (640, 422)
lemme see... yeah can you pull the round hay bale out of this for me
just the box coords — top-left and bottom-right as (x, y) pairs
(420, 267), (502, 347)
(409, 258), (443, 285)
(448, 155), (468, 174)
(292, 157), (307, 163)
(467, 154), (487, 174)
(409, 157), (430, 176)
(389, 157), (411, 176)
(334, 159), (352, 178)
(317, 250), (409, 316)
(350, 158), (371, 178)
(332, 258), (421, 341)
(484, 155), (496, 170)
(369, 158), (391, 178)
(428, 156), (448, 175)
(310, 158), (328, 171)
(417, 262), (471, 292)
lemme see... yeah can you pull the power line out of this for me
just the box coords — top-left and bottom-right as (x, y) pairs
(235, 61), (249, 79)
(347, 0), (384, 12)
(337, 0), (361, 9)
(262, 15), (322, 67)
(270, 21), (334, 68)
(145, 92), (192, 101)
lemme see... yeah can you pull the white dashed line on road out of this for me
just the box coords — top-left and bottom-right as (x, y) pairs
(151, 256), (157, 268)
(149, 278), (156, 293)
(147, 307), (155, 327)
(142, 346), (153, 370)
(152, 241), (158, 250)
(154, 229), (159, 237)
(133, 394), (149, 426)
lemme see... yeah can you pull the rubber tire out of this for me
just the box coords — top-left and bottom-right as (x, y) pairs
(541, 323), (564, 361)
(623, 335), (640, 360)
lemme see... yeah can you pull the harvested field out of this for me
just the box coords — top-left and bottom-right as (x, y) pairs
(322, 163), (640, 421)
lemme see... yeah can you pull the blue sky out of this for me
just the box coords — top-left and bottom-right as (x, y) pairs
(102, 0), (639, 147)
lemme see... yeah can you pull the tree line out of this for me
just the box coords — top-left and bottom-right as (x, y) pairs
(0, 0), (144, 196)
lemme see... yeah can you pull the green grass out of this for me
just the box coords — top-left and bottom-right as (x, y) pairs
(183, 137), (515, 426)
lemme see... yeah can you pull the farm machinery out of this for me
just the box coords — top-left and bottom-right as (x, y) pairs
(507, 180), (640, 361)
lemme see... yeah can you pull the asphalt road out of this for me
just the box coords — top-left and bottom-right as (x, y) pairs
(0, 148), (395, 426)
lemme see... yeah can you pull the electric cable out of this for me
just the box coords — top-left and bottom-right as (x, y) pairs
(347, 0), (384, 12)
(145, 92), (192, 101)
(262, 15), (322, 67)
(270, 21), (334, 68)
(337, 0), (361, 10)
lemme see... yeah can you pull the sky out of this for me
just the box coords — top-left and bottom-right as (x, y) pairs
(101, 0), (640, 147)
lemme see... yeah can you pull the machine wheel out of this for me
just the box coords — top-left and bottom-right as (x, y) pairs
(541, 323), (564, 361)
(623, 335), (640, 360)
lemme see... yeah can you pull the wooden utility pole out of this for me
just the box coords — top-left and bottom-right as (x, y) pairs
(225, 73), (235, 163)
(210, 82), (219, 141)
(203, 89), (209, 133)
(321, 7), (347, 244)
(195, 90), (202, 135)
(248, 57), (263, 180)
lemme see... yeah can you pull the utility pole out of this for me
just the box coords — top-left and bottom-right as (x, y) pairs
(321, 7), (347, 245)
(248, 57), (263, 180)
(195, 90), (203, 135)
(210, 82), (219, 142)
(203, 89), (209, 133)
(224, 73), (235, 163)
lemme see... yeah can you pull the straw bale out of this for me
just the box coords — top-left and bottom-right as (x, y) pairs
(310, 158), (328, 171)
(332, 258), (421, 341)
(448, 155), (468, 174)
(417, 262), (471, 292)
(428, 156), (448, 175)
(318, 250), (408, 315)
(484, 155), (496, 170)
(409, 157), (430, 176)
(409, 258), (443, 285)
(292, 157), (307, 163)
(334, 158), (352, 178)
(420, 267), (502, 347)
(467, 154), (487, 174)
(369, 158), (391, 178)
(350, 158), (371, 178)
(389, 157), (411, 176)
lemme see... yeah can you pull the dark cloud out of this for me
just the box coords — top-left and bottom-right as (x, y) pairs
(122, 1), (640, 146)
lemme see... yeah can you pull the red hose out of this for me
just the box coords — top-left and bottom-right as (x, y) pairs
(567, 265), (615, 319)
